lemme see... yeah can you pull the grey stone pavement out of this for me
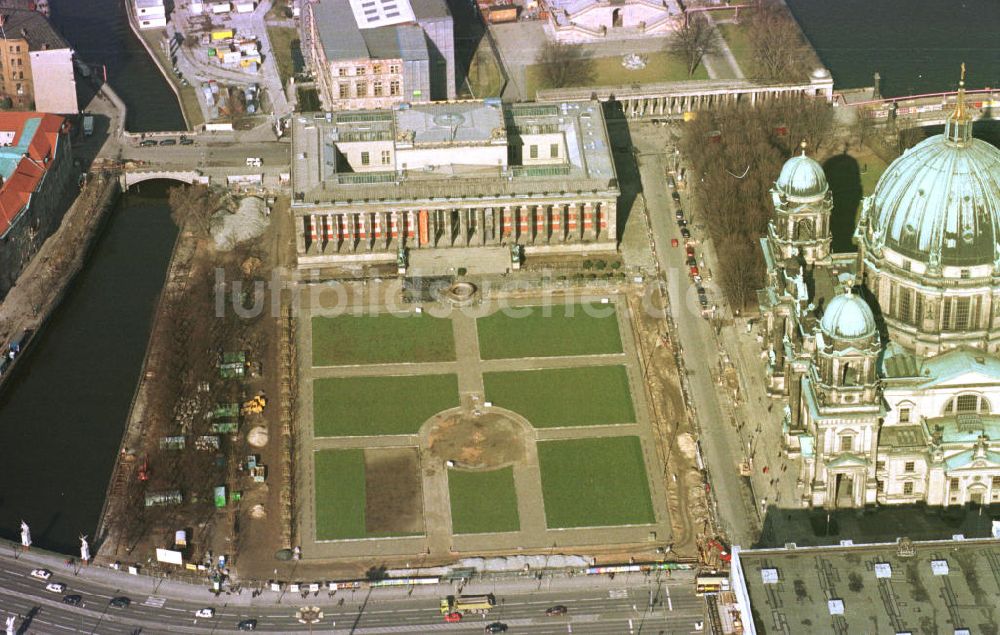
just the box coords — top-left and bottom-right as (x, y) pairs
(295, 295), (672, 563)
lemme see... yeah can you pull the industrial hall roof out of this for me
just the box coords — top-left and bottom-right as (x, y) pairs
(733, 538), (1000, 635)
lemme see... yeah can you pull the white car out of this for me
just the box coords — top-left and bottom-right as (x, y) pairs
(29, 569), (52, 580)
(45, 582), (66, 593)
(195, 608), (215, 618)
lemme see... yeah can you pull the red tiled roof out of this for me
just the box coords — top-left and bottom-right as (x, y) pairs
(0, 111), (66, 236)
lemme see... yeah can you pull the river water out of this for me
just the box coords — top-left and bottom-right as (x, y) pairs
(50, 0), (186, 132)
(0, 1), (184, 552)
(786, 0), (1000, 98)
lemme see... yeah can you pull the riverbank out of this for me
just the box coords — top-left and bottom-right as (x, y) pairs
(122, 0), (196, 130)
(0, 169), (120, 395)
(94, 218), (194, 558)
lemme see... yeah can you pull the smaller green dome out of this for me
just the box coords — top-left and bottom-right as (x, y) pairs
(776, 146), (828, 202)
(821, 288), (876, 340)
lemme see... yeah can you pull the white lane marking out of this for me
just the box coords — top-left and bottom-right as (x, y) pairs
(665, 586), (673, 611)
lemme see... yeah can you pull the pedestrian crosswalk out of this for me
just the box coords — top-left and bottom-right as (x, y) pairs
(143, 596), (166, 608)
(608, 588), (629, 599)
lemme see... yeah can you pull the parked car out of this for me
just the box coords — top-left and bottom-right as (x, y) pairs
(30, 569), (52, 580)
(686, 257), (698, 267)
(681, 227), (691, 239)
(545, 605), (568, 616)
(698, 294), (709, 307)
(677, 218), (687, 227)
(45, 582), (66, 593)
(671, 238), (679, 248)
(675, 209), (684, 220)
(667, 175), (677, 189)
(180, 136), (195, 145)
(672, 191), (681, 202)
(158, 138), (177, 146)
(686, 247), (696, 258)
(62, 594), (82, 606)
(485, 623), (508, 634)
(444, 612), (462, 623)
(139, 139), (157, 147)
(690, 265), (700, 277)
(195, 608), (215, 618)
(237, 618), (258, 631)
(109, 596), (131, 609)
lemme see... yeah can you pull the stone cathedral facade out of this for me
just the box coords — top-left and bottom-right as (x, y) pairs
(758, 75), (1000, 509)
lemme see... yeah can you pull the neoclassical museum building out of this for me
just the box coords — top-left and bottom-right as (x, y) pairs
(757, 76), (1000, 509)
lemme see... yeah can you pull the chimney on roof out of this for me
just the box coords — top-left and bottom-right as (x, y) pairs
(20, 28), (27, 38)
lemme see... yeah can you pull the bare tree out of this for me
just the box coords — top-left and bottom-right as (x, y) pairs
(534, 41), (595, 90)
(668, 14), (720, 78)
(168, 184), (220, 236)
(679, 98), (833, 307)
(745, 0), (811, 82)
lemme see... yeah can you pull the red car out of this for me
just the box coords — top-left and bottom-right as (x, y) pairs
(686, 246), (695, 258)
(444, 612), (462, 623)
(671, 238), (679, 248)
(690, 266), (700, 277)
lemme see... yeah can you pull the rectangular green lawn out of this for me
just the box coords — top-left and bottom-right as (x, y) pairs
(477, 303), (623, 359)
(312, 313), (455, 366)
(483, 366), (635, 427)
(313, 374), (459, 436)
(314, 449), (367, 540)
(538, 437), (655, 528)
(448, 467), (520, 534)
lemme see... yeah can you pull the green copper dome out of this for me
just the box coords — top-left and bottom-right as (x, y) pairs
(860, 121), (1000, 269)
(821, 288), (877, 340)
(776, 149), (828, 202)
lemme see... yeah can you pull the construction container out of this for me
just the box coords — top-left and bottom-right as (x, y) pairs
(214, 486), (227, 508)
(211, 1), (231, 13)
(487, 4), (518, 23)
(222, 50), (241, 65)
(211, 29), (233, 41)
(235, 0), (254, 12)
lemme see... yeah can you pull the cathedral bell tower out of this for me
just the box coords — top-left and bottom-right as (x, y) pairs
(768, 141), (833, 265)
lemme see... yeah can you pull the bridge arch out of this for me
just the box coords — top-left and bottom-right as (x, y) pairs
(122, 170), (208, 190)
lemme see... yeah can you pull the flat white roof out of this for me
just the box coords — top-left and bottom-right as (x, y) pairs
(348, 0), (415, 29)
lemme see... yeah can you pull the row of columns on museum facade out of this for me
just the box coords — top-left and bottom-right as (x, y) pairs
(620, 87), (814, 118)
(298, 200), (616, 253)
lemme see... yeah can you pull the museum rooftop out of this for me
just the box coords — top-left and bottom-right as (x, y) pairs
(290, 100), (618, 206)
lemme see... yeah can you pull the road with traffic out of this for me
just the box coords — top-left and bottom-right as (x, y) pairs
(0, 549), (705, 634)
(629, 120), (760, 548)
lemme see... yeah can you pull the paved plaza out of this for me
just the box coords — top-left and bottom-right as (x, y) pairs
(294, 293), (672, 561)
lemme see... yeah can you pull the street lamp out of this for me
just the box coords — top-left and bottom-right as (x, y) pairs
(296, 606), (323, 634)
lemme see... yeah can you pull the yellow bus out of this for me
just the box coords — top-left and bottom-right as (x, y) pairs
(440, 594), (496, 614)
(695, 574), (730, 596)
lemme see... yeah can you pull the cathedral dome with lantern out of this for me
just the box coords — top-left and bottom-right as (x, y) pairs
(858, 79), (1000, 271)
(775, 144), (830, 202)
